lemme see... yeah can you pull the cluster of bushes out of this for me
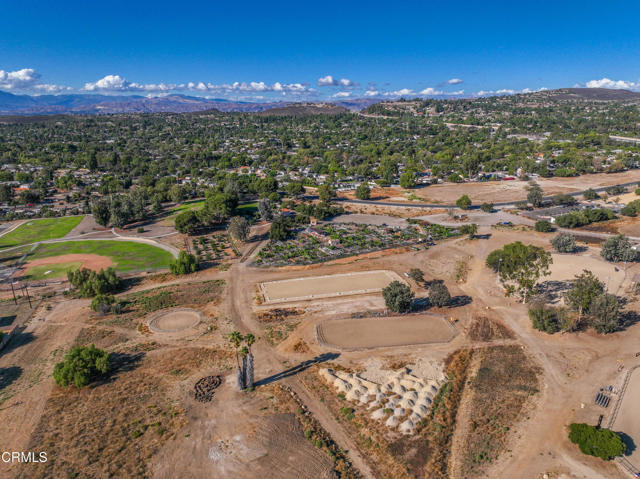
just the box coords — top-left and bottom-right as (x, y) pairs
(601, 234), (638, 262)
(551, 232), (577, 253)
(534, 220), (554, 232)
(67, 267), (121, 297)
(53, 344), (112, 388)
(174, 191), (239, 234)
(554, 208), (615, 228)
(621, 199), (640, 217)
(531, 270), (623, 334)
(169, 251), (198, 275)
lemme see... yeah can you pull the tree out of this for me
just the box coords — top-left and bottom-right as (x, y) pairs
(601, 234), (637, 262)
(456, 194), (472, 210)
(355, 183), (371, 200)
(460, 223), (478, 238)
(258, 198), (273, 221)
(535, 220), (553, 232)
(486, 242), (552, 302)
(429, 281), (451, 307)
(551, 233), (577, 253)
(528, 304), (565, 334)
(527, 182), (544, 207)
(228, 331), (244, 390)
(408, 268), (424, 283)
(583, 188), (600, 201)
(286, 182), (304, 197)
(257, 177), (279, 197)
(0, 184), (13, 203)
(174, 210), (201, 234)
(480, 202), (494, 213)
(552, 193), (577, 206)
(109, 195), (133, 228)
(589, 293), (621, 334)
(90, 294), (115, 314)
(399, 171), (416, 189)
(169, 185), (184, 204)
(382, 281), (414, 313)
(228, 216), (250, 242)
(568, 423), (625, 460)
(200, 192), (238, 224)
(67, 267), (121, 297)
(91, 198), (111, 227)
(53, 344), (111, 388)
(269, 217), (291, 242)
(169, 251), (197, 275)
(565, 270), (605, 325)
(317, 184), (336, 203)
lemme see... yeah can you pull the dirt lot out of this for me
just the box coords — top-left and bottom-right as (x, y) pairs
(360, 170), (640, 204)
(260, 270), (405, 303)
(317, 314), (456, 350)
(22, 253), (113, 273)
(148, 308), (202, 332)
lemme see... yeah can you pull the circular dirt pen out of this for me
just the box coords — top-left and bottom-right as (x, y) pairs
(148, 308), (202, 333)
(317, 314), (456, 351)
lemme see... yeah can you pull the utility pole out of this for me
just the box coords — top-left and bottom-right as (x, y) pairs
(23, 284), (32, 308)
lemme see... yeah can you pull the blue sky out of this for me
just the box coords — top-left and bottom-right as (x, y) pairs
(1, 0), (639, 100)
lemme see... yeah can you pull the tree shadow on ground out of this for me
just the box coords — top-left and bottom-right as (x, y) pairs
(474, 233), (492, 240)
(617, 431), (636, 456)
(0, 328), (35, 355)
(620, 310), (640, 331)
(255, 352), (340, 387)
(536, 280), (572, 303)
(0, 366), (23, 390)
(0, 314), (17, 328)
(96, 352), (145, 386)
(448, 295), (472, 308)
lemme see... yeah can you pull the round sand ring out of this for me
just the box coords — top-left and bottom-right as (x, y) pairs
(147, 308), (202, 333)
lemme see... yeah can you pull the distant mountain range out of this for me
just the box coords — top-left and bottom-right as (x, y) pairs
(0, 90), (380, 115)
(1, 88), (639, 116)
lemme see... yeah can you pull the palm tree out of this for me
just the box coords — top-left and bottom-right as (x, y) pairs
(244, 334), (256, 389)
(239, 346), (249, 390)
(228, 331), (244, 389)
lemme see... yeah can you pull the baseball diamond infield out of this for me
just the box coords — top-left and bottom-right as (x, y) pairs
(148, 308), (202, 333)
(316, 314), (456, 350)
(259, 270), (406, 303)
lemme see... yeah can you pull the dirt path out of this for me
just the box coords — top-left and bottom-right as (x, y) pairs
(226, 244), (377, 479)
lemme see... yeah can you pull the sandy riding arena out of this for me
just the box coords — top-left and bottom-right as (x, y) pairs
(611, 366), (640, 470)
(148, 308), (202, 333)
(259, 270), (405, 304)
(547, 253), (626, 293)
(316, 314), (456, 350)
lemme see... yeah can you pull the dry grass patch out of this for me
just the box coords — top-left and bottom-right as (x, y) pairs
(22, 347), (233, 479)
(467, 316), (515, 342)
(458, 345), (540, 477)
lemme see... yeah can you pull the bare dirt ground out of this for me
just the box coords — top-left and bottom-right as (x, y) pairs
(365, 170), (640, 204)
(148, 308), (202, 333)
(317, 314), (456, 350)
(64, 215), (105, 237)
(328, 213), (409, 227)
(260, 269), (405, 303)
(4, 217), (640, 478)
(21, 253), (113, 273)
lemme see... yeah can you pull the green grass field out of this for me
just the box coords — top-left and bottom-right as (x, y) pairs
(28, 240), (173, 272)
(169, 199), (205, 214)
(24, 261), (82, 281)
(0, 216), (84, 249)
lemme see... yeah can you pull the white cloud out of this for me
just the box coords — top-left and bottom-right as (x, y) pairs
(317, 75), (357, 88)
(474, 87), (547, 97)
(364, 90), (380, 97)
(446, 78), (463, 85)
(585, 78), (639, 90)
(0, 68), (41, 89)
(496, 89), (515, 94)
(419, 87), (444, 96)
(449, 90), (465, 96)
(83, 74), (176, 92)
(33, 83), (73, 93)
(382, 88), (415, 97)
(331, 91), (351, 98)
